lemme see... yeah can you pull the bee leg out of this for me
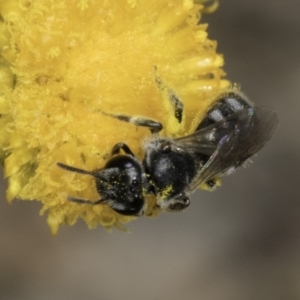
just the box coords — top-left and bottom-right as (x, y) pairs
(155, 74), (184, 124)
(101, 111), (163, 134)
(111, 142), (135, 156)
(154, 67), (184, 134)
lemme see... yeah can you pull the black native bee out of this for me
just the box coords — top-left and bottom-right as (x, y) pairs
(57, 77), (279, 216)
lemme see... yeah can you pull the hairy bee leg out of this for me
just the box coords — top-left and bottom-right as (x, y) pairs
(101, 111), (163, 134)
(67, 196), (104, 205)
(154, 67), (184, 125)
(111, 142), (135, 156)
(94, 107), (163, 133)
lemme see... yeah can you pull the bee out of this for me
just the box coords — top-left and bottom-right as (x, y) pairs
(58, 79), (279, 215)
(142, 90), (279, 211)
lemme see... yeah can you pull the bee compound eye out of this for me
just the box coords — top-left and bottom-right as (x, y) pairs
(161, 141), (172, 153)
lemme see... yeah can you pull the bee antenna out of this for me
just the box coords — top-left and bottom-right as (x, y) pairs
(67, 196), (104, 205)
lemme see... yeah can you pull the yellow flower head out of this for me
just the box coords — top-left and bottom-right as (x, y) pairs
(0, 0), (228, 233)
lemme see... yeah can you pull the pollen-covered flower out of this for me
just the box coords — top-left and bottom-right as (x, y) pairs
(0, 0), (229, 233)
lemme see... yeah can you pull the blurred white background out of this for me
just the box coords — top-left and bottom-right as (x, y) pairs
(0, 1), (299, 299)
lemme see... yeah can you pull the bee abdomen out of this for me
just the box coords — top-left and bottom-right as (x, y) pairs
(197, 92), (251, 130)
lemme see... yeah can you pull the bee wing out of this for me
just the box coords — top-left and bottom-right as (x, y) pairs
(176, 106), (279, 194)
(174, 121), (230, 156)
